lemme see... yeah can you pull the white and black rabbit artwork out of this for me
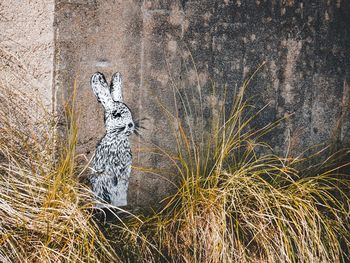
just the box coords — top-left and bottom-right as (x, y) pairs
(89, 72), (136, 207)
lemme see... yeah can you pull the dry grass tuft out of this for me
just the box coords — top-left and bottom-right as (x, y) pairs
(0, 69), (349, 262)
(0, 84), (119, 262)
(116, 73), (350, 263)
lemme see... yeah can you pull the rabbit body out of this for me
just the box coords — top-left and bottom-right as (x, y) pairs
(89, 72), (134, 207)
(90, 134), (132, 206)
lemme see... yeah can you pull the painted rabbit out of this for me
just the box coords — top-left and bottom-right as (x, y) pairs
(89, 72), (135, 207)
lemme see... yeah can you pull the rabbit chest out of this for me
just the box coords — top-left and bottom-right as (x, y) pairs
(90, 135), (132, 206)
(92, 135), (132, 178)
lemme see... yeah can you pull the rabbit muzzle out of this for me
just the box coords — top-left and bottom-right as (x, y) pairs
(109, 123), (134, 136)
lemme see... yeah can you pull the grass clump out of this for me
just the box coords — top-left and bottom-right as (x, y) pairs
(118, 76), (350, 263)
(0, 86), (118, 262)
(0, 72), (349, 262)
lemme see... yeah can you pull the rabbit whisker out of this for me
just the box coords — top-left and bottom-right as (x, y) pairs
(134, 118), (148, 130)
(135, 124), (146, 130)
(134, 129), (141, 137)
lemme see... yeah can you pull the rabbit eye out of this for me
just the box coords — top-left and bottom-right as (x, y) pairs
(112, 111), (121, 118)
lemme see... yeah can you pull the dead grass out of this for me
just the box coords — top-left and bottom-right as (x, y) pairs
(0, 83), (120, 262)
(0, 69), (349, 262)
(113, 71), (350, 263)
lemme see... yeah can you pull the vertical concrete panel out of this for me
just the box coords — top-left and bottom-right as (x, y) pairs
(0, 0), (55, 122)
(130, 2), (184, 207)
(54, 0), (143, 155)
(54, 0), (182, 208)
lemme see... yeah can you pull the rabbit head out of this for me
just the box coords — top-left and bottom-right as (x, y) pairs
(91, 72), (134, 136)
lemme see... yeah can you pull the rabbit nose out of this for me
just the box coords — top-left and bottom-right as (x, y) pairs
(128, 123), (133, 128)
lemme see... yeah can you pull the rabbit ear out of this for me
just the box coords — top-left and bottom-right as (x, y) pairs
(110, 72), (123, 102)
(91, 72), (114, 110)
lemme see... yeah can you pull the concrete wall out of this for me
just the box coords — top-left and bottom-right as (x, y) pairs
(0, 0), (55, 125)
(54, 0), (350, 208)
(3, 0), (348, 208)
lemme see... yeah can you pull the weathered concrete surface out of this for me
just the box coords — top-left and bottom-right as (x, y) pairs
(54, 0), (144, 206)
(54, 0), (350, 208)
(0, 0), (55, 121)
(54, 0), (182, 207)
(182, 0), (350, 156)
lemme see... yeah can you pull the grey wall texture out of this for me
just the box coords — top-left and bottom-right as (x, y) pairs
(2, 0), (350, 208)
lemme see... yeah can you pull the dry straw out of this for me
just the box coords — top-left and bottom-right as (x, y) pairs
(116, 65), (350, 262)
(0, 81), (120, 262)
(0, 65), (349, 262)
